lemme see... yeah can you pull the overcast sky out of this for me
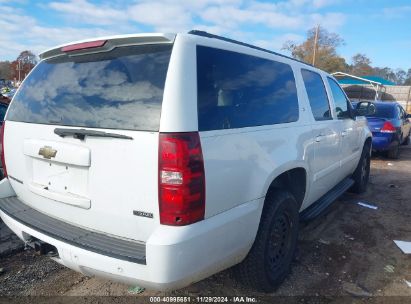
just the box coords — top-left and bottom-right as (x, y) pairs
(1, 0), (410, 70)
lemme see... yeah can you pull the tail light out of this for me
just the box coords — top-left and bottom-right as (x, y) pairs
(0, 122), (7, 178)
(380, 121), (396, 133)
(61, 40), (107, 52)
(159, 132), (205, 226)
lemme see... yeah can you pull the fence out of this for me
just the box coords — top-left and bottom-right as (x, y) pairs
(342, 85), (411, 112)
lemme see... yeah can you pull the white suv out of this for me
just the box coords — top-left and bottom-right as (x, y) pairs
(0, 31), (372, 292)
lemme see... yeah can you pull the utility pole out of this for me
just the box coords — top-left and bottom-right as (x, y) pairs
(18, 61), (21, 83)
(17, 60), (22, 83)
(312, 24), (320, 66)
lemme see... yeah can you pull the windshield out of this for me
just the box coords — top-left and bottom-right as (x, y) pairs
(6, 44), (172, 131)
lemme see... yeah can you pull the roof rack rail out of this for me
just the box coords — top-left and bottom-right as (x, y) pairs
(187, 30), (311, 67)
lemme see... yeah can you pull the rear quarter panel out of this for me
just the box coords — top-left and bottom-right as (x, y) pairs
(190, 43), (315, 217)
(200, 123), (313, 217)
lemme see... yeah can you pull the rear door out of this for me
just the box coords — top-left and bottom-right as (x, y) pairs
(3, 40), (173, 242)
(300, 69), (341, 205)
(326, 77), (360, 177)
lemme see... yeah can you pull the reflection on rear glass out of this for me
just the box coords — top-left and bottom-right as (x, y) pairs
(366, 106), (394, 118)
(7, 44), (172, 131)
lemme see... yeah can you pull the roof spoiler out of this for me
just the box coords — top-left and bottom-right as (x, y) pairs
(40, 33), (176, 60)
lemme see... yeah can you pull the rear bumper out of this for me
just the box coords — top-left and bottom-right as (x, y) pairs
(372, 134), (398, 151)
(0, 184), (262, 290)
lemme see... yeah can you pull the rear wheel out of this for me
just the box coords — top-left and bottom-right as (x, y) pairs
(351, 143), (371, 193)
(387, 143), (400, 159)
(233, 190), (299, 292)
(402, 133), (410, 146)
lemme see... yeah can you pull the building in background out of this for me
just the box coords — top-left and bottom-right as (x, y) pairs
(333, 72), (411, 112)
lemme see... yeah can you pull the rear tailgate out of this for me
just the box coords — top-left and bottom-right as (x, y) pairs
(3, 37), (174, 242)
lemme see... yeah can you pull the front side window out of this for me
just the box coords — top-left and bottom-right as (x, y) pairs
(196, 46), (299, 131)
(301, 69), (331, 121)
(327, 78), (351, 119)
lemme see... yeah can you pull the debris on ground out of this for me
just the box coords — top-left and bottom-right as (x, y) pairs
(394, 240), (411, 254)
(388, 184), (398, 188)
(127, 286), (145, 294)
(405, 280), (411, 288)
(342, 282), (372, 297)
(0, 268), (4, 275)
(384, 265), (395, 273)
(344, 234), (355, 241)
(387, 162), (393, 166)
(357, 202), (378, 210)
(0, 221), (25, 257)
(318, 239), (330, 245)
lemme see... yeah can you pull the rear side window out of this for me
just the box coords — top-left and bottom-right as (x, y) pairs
(301, 69), (331, 121)
(7, 44), (172, 131)
(327, 77), (350, 119)
(197, 46), (298, 131)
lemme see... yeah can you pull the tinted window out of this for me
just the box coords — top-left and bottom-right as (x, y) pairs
(301, 69), (331, 121)
(7, 44), (172, 131)
(398, 106), (406, 119)
(197, 46), (299, 131)
(366, 105), (395, 118)
(327, 78), (350, 119)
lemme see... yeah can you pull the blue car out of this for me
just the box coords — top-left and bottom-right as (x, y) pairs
(353, 101), (411, 158)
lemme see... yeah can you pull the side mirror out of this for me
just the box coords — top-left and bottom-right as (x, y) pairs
(355, 102), (376, 116)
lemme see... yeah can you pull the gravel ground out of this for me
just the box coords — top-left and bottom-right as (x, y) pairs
(0, 221), (24, 258)
(1, 146), (411, 302)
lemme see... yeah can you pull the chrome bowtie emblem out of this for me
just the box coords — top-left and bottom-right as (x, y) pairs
(38, 146), (57, 159)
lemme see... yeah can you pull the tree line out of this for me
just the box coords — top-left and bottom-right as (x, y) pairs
(0, 51), (37, 83)
(283, 26), (411, 85)
(1, 29), (410, 86)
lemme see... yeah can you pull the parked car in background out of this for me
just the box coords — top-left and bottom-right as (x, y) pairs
(0, 102), (8, 120)
(0, 88), (16, 104)
(353, 101), (411, 158)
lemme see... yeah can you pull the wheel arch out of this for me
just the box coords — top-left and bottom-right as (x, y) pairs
(364, 136), (372, 150)
(262, 165), (308, 211)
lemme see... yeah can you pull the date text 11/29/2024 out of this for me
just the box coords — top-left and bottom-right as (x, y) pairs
(149, 297), (257, 303)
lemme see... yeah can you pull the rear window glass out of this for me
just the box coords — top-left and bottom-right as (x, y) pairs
(7, 44), (172, 131)
(197, 46), (299, 131)
(367, 105), (395, 118)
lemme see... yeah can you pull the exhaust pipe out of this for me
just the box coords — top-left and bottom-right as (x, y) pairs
(27, 238), (59, 257)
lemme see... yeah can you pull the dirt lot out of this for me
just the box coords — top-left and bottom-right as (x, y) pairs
(1, 146), (411, 302)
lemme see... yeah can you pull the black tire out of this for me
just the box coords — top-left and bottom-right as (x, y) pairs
(233, 190), (299, 292)
(351, 142), (371, 193)
(387, 143), (400, 159)
(402, 133), (410, 146)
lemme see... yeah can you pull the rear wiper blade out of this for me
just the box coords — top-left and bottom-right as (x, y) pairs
(54, 128), (133, 140)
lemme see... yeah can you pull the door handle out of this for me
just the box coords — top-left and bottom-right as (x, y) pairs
(315, 135), (324, 142)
